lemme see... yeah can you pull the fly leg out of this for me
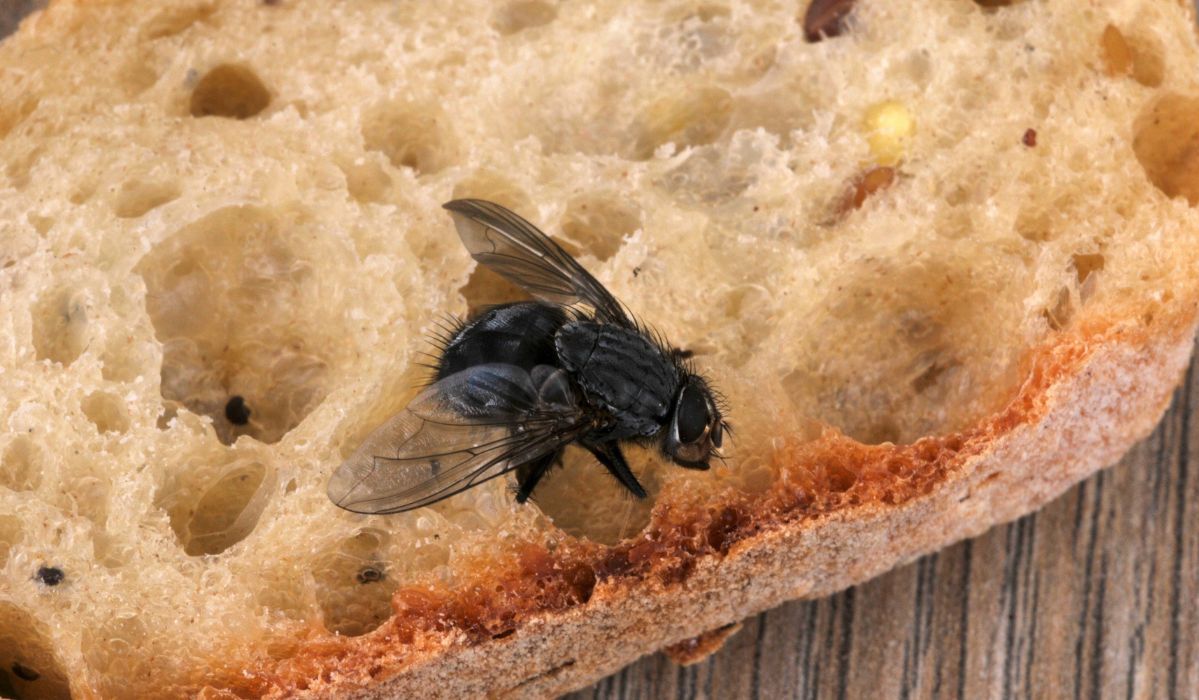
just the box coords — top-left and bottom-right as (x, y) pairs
(515, 450), (560, 503)
(586, 442), (647, 498)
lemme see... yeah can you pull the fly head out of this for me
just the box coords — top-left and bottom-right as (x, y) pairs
(663, 375), (727, 469)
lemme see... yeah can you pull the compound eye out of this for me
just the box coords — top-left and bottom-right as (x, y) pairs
(675, 382), (711, 445)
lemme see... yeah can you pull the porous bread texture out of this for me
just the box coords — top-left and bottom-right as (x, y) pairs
(0, 0), (1197, 697)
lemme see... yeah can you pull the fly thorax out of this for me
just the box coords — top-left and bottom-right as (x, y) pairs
(555, 321), (679, 438)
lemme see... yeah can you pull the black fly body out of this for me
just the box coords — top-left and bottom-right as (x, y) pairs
(327, 199), (729, 514)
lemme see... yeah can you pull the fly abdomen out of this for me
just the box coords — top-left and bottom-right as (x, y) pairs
(555, 321), (679, 438)
(437, 302), (567, 379)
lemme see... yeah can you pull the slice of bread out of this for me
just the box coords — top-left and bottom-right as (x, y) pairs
(2, 0), (1198, 697)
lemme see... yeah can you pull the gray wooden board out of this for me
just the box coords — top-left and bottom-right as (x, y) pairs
(1, 3), (1196, 698)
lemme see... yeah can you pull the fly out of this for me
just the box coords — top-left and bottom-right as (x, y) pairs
(327, 199), (729, 514)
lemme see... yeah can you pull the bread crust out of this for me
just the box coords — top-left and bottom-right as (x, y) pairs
(236, 308), (1196, 698)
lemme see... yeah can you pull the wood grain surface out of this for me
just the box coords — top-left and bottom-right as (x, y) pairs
(1, 3), (1196, 698)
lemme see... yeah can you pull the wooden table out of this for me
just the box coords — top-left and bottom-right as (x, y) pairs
(2, 3), (1195, 698)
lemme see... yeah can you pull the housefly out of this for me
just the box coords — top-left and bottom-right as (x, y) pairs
(327, 199), (728, 514)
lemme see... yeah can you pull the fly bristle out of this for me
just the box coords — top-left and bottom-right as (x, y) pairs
(709, 385), (731, 411)
(427, 313), (465, 350)
(413, 363), (441, 388)
(415, 313), (467, 387)
(565, 305), (592, 324)
(635, 318), (678, 363)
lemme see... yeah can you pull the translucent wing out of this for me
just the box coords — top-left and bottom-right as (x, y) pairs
(328, 364), (583, 514)
(443, 198), (633, 327)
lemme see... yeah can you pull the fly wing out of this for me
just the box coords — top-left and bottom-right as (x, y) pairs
(327, 364), (583, 514)
(443, 198), (633, 327)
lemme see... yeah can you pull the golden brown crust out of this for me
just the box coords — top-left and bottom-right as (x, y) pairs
(219, 304), (1196, 698)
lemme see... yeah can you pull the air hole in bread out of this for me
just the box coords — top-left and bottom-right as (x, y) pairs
(1073, 253), (1105, 304)
(0, 603), (71, 700)
(1072, 253), (1105, 285)
(1101, 25), (1164, 88)
(113, 178), (181, 219)
(314, 529), (398, 636)
(1, 437), (43, 493)
(338, 157), (392, 204)
(524, 446), (659, 545)
(158, 457), (272, 556)
(26, 214), (52, 237)
(136, 206), (339, 445)
(81, 392), (131, 435)
(491, 0), (557, 35)
(560, 194), (640, 262)
(824, 464), (857, 493)
(1102, 25), (1134, 78)
(142, 2), (216, 39)
(631, 86), (733, 160)
(1132, 93), (1199, 206)
(0, 516), (23, 567)
(189, 64), (271, 120)
(361, 101), (456, 175)
(31, 289), (88, 367)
